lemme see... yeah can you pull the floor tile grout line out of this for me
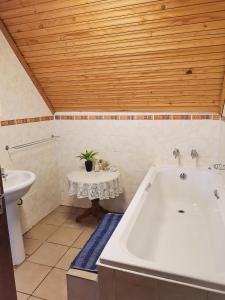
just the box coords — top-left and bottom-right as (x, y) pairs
(24, 227), (85, 260)
(26, 220), (79, 267)
(16, 206), (96, 298)
(30, 263), (72, 298)
(23, 209), (74, 249)
(30, 264), (54, 298)
(27, 246), (69, 268)
(54, 245), (82, 270)
(24, 222), (60, 243)
(15, 260), (53, 297)
(24, 244), (82, 268)
(22, 225), (91, 269)
(40, 211), (78, 227)
(46, 220), (88, 247)
(24, 238), (45, 259)
(15, 207), (65, 291)
(28, 295), (46, 300)
(29, 243), (89, 297)
(42, 211), (88, 245)
(17, 291), (30, 298)
(24, 209), (65, 232)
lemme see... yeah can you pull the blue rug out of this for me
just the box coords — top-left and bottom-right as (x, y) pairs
(70, 213), (123, 273)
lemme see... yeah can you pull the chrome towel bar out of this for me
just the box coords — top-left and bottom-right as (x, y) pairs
(5, 134), (60, 150)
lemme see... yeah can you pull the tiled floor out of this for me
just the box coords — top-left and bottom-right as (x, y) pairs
(15, 206), (97, 300)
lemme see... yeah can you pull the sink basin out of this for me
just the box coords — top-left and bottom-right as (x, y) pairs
(2, 170), (36, 265)
(3, 170), (36, 203)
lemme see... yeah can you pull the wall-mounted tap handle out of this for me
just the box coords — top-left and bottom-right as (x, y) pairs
(191, 149), (198, 159)
(173, 148), (180, 159)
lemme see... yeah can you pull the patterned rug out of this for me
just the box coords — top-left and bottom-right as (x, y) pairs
(70, 213), (123, 273)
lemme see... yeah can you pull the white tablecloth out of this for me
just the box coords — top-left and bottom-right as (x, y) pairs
(67, 170), (122, 200)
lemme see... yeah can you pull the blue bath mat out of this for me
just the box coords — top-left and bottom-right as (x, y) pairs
(70, 213), (123, 273)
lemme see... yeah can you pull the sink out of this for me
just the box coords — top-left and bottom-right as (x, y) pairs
(3, 170), (36, 203)
(2, 170), (36, 265)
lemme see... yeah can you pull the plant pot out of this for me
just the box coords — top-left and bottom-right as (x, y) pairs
(85, 160), (93, 172)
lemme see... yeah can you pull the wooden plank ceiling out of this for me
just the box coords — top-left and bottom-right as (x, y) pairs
(0, 0), (225, 113)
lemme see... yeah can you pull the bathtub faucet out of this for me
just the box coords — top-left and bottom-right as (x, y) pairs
(191, 149), (198, 159)
(173, 148), (180, 159)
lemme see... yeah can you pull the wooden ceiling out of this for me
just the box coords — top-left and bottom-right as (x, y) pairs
(0, 0), (225, 113)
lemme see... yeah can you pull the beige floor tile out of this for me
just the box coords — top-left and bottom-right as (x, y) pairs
(47, 226), (83, 246)
(33, 268), (67, 300)
(17, 292), (29, 300)
(40, 211), (73, 226)
(15, 261), (51, 294)
(55, 247), (80, 270)
(28, 242), (68, 267)
(62, 214), (84, 230)
(24, 223), (58, 241)
(72, 227), (95, 248)
(29, 297), (43, 300)
(55, 205), (79, 214)
(24, 238), (43, 256)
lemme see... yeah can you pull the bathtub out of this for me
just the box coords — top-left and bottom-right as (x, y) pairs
(99, 166), (225, 293)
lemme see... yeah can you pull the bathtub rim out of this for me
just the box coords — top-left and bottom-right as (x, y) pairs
(98, 165), (225, 293)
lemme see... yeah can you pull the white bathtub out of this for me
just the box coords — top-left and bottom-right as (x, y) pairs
(99, 166), (225, 293)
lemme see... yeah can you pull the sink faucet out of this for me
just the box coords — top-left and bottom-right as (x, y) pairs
(173, 148), (180, 159)
(191, 149), (198, 159)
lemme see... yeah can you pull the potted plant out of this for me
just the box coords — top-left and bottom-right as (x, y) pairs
(77, 150), (98, 172)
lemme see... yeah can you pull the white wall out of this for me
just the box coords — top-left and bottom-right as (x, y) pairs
(54, 118), (221, 212)
(0, 31), (60, 233)
(218, 120), (225, 177)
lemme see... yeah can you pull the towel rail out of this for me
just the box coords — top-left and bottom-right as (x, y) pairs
(5, 134), (60, 150)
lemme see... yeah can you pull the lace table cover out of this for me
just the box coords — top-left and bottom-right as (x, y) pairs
(67, 170), (122, 200)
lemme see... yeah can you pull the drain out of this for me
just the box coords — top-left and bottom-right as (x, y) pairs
(178, 210), (185, 213)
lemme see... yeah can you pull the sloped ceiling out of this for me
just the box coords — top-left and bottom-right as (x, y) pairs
(0, 0), (225, 113)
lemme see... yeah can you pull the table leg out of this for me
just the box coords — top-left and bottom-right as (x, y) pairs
(76, 199), (109, 222)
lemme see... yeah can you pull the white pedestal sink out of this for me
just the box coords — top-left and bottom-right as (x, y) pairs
(3, 170), (36, 265)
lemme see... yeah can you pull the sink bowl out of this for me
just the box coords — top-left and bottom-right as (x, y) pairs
(3, 170), (36, 203)
(2, 170), (36, 265)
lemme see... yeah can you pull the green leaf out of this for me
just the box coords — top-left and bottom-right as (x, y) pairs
(77, 150), (98, 161)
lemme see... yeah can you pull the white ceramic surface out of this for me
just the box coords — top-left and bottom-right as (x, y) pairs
(3, 170), (36, 265)
(99, 166), (225, 292)
(3, 170), (36, 202)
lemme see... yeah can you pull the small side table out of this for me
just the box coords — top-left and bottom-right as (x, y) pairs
(67, 170), (122, 222)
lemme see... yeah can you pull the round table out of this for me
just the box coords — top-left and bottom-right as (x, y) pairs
(67, 170), (122, 222)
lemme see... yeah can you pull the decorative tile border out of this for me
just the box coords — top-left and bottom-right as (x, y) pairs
(54, 114), (221, 121)
(1, 114), (223, 126)
(0, 116), (53, 126)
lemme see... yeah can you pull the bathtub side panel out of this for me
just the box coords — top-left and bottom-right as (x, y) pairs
(98, 266), (214, 300)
